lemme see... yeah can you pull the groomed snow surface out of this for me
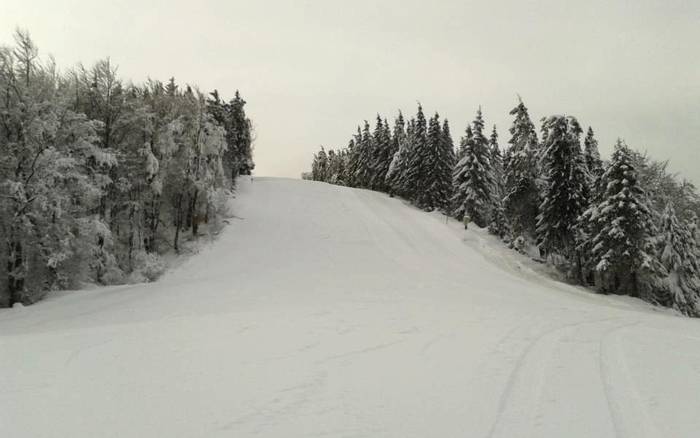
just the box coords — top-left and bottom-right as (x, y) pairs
(2, 177), (700, 438)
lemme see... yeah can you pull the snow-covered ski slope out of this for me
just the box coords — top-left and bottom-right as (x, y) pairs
(3, 177), (700, 438)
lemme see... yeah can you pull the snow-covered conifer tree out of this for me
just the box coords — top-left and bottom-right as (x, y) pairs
(385, 112), (406, 196)
(451, 108), (493, 226)
(414, 114), (453, 211)
(658, 203), (700, 315)
(369, 116), (393, 192)
(456, 126), (472, 161)
(353, 122), (374, 188)
(503, 98), (540, 238)
(587, 140), (659, 296)
(536, 115), (590, 264)
(487, 125), (509, 238)
(401, 105), (428, 202)
(583, 127), (603, 178)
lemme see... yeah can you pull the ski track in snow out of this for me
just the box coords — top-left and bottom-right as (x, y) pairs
(2, 177), (700, 438)
(599, 322), (662, 438)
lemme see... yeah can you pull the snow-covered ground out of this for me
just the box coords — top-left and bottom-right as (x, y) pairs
(2, 177), (700, 437)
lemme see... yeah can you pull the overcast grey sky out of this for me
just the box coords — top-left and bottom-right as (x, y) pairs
(2, 0), (699, 182)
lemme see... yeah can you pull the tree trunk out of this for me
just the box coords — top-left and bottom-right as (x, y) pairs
(7, 240), (24, 306)
(191, 190), (199, 237)
(173, 194), (183, 254)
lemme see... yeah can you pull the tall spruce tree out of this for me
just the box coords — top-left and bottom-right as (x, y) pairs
(228, 91), (254, 176)
(583, 126), (603, 178)
(456, 125), (472, 161)
(344, 138), (358, 187)
(311, 147), (329, 181)
(503, 98), (540, 238)
(489, 125), (504, 200)
(206, 89), (254, 183)
(658, 202), (700, 315)
(402, 105), (428, 202)
(451, 108), (493, 226)
(536, 116), (590, 265)
(386, 112), (407, 196)
(369, 116), (393, 192)
(488, 125), (509, 238)
(354, 122), (373, 188)
(441, 118), (456, 199)
(689, 212), (700, 250)
(415, 114), (453, 211)
(587, 140), (659, 296)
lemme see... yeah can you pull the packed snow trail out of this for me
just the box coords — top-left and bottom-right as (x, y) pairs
(2, 177), (700, 437)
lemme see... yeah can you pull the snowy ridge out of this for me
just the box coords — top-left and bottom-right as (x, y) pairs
(2, 177), (700, 437)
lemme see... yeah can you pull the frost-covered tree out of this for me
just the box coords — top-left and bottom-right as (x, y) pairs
(369, 116), (393, 192)
(414, 114), (453, 211)
(0, 30), (249, 307)
(451, 108), (493, 226)
(0, 30), (115, 304)
(400, 105), (429, 202)
(503, 98), (539, 238)
(227, 90), (254, 176)
(689, 213), (700, 250)
(489, 125), (504, 201)
(206, 89), (255, 183)
(456, 126), (472, 161)
(327, 149), (345, 185)
(536, 115), (590, 265)
(658, 203), (700, 315)
(311, 147), (329, 181)
(586, 140), (659, 296)
(487, 125), (509, 238)
(344, 137), (358, 187)
(386, 111), (407, 196)
(583, 127), (603, 178)
(439, 118), (456, 208)
(353, 122), (374, 188)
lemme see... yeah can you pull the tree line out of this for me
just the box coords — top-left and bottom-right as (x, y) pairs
(306, 100), (700, 316)
(0, 30), (254, 307)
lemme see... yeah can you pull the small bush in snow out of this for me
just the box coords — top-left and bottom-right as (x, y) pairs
(130, 251), (167, 283)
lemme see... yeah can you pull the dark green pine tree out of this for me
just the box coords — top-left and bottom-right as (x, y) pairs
(337, 149), (349, 185)
(394, 117), (417, 197)
(689, 213), (700, 253)
(583, 127), (605, 200)
(489, 125), (504, 200)
(228, 90), (254, 176)
(503, 97), (540, 238)
(381, 117), (393, 190)
(487, 125), (509, 238)
(587, 140), (660, 296)
(368, 115), (384, 190)
(369, 116), (393, 192)
(441, 118), (456, 193)
(536, 116), (590, 264)
(344, 137), (358, 187)
(451, 108), (493, 226)
(416, 113), (440, 208)
(385, 111), (406, 195)
(583, 127), (603, 177)
(311, 147), (329, 181)
(415, 114), (453, 211)
(354, 122), (374, 188)
(402, 105), (429, 202)
(456, 125), (472, 161)
(206, 89), (251, 185)
(658, 202), (700, 315)
(327, 149), (346, 185)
